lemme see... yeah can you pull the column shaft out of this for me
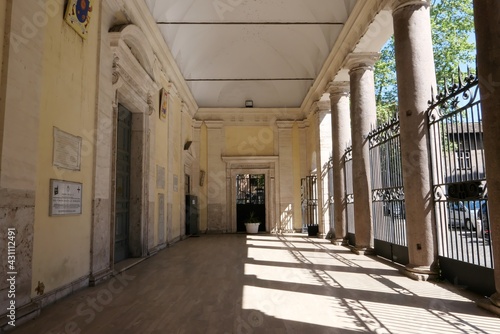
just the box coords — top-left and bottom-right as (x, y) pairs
(346, 53), (379, 255)
(329, 82), (351, 245)
(474, 0), (500, 310)
(393, 0), (438, 279)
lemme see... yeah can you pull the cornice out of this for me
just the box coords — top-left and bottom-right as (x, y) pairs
(121, 0), (199, 117)
(300, 0), (393, 117)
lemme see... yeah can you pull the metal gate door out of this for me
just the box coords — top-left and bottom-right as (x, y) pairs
(114, 105), (132, 263)
(369, 119), (408, 265)
(427, 69), (494, 295)
(236, 174), (265, 232)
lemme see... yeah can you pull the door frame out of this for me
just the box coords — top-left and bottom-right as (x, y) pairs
(223, 156), (279, 233)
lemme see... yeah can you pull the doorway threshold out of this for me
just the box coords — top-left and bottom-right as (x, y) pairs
(114, 257), (147, 274)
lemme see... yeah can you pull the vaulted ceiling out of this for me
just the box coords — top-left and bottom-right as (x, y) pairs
(144, 0), (392, 111)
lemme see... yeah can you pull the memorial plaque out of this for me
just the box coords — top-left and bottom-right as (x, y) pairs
(50, 179), (83, 216)
(53, 127), (82, 170)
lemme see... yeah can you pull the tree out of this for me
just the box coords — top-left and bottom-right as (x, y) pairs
(374, 0), (476, 124)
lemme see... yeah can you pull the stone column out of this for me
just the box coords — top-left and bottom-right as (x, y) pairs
(473, 0), (500, 314)
(314, 101), (332, 238)
(392, 0), (438, 280)
(345, 53), (379, 255)
(276, 121), (295, 232)
(328, 82), (351, 245)
(205, 121), (227, 232)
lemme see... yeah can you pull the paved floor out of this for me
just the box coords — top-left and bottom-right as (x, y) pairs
(12, 234), (500, 333)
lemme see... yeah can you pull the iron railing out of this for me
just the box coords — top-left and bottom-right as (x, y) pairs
(344, 146), (355, 234)
(368, 117), (407, 247)
(427, 68), (492, 268)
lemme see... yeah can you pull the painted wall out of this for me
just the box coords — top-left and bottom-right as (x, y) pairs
(31, 1), (100, 295)
(199, 124), (208, 232)
(0, 1), (5, 160)
(225, 126), (274, 156)
(167, 94), (183, 240)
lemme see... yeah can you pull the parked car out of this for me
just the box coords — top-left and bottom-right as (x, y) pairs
(448, 201), (477, 230)
(477, 201), (490, 239)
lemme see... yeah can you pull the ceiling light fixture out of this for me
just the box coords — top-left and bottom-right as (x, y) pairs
(245, 100), (253, 108)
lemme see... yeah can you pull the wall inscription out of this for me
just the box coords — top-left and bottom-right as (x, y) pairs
(53, 127), (82, 170)
(50, 179), (83, 216)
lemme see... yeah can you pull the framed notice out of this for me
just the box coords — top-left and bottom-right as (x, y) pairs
(53, 127), (82, 171)
(64, 0), (93, 39)
(159, 88), (168, 120)
(49, 179), (83, 216)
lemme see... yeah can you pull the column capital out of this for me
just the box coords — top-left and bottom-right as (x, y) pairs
(204, 120), (224, 129)
(328, 81), (350, 98)
(345, 52), (380, 73)
(192, 120), (204, 129)
(298, 120), (310, 129)
(276, 120), (295, 129)
(311, 100), (331, 114)
(392, 0), (430, 12)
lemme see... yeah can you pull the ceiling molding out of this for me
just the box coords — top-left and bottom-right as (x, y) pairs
(121, 0), (199, 117)
(300, 0), (394, 117)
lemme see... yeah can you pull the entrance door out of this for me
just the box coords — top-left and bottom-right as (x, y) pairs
(114, 105), (132, 263)
(236, 174), (266, 232)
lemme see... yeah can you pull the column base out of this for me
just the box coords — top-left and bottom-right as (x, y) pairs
(332, 238), (348, 246)
(477, 293), (500, 316)
(318, 232), (327, 239)
(352, 247), (375, 255)
(400, 265), (439, 281)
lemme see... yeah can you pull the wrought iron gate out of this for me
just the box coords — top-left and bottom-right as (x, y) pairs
(368, 118), (408, 265)
(301, 176), (318, 235)
(344, 146), (355, 246)
(236, 174), (265, 232)
(427, 69), (494, 295)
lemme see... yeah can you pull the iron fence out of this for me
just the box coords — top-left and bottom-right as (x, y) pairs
(427, 68), (492, 268)
(344, 146), (355, 234)
(368, 118), (407, 247)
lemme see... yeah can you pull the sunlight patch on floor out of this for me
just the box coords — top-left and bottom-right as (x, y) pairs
(242, 285), (366, 332)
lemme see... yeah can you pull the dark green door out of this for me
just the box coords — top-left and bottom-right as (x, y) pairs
(114, 105), (132, 263)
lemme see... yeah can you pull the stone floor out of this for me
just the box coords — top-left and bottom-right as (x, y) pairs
(12, 234), (500, 333)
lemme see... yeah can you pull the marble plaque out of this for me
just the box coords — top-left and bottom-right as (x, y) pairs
(49, 179), (83, 216)
(53, 127), (82, 171)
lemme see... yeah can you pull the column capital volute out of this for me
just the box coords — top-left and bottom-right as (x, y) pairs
(345, 52), (380, 73)
(392, 0), (430, 13)
(328, 81), (350, 98)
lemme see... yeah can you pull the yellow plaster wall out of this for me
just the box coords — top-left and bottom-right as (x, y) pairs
(199, 124), (208, 232)
(225, 126), (274, 156)
(170, 95), (183, 239)
(31, 1), (100, 296)
(0, 1), (6, 160)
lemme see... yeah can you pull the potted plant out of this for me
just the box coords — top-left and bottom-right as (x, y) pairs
(244, 211), (261, 234)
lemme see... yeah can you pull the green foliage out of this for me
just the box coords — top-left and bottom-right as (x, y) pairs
(374, 0), (476, 124)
